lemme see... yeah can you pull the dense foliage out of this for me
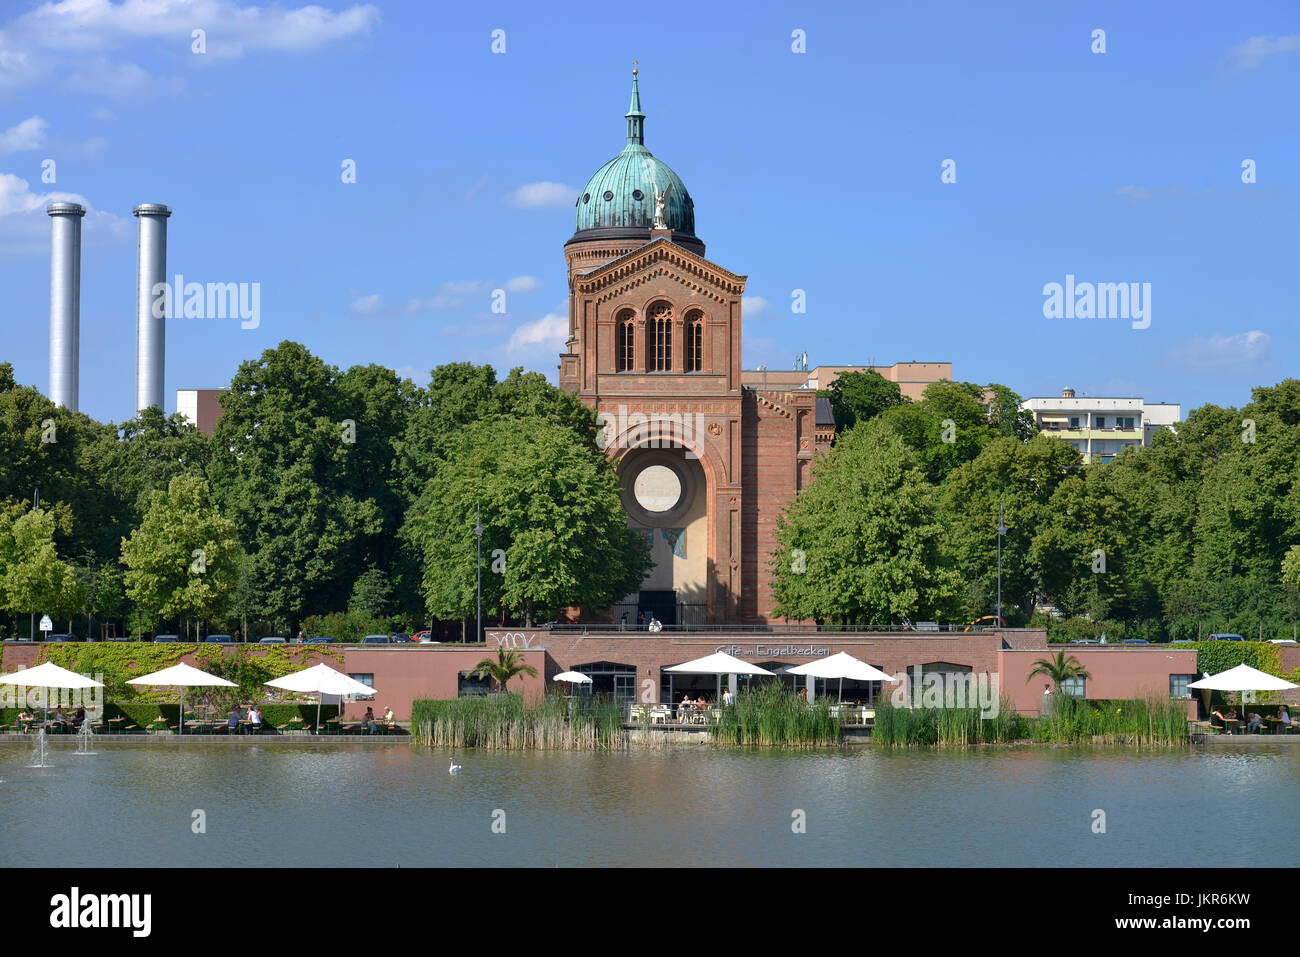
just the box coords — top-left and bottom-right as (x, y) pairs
(0, 346), (642, 639)
(773, 377), (1300, 639)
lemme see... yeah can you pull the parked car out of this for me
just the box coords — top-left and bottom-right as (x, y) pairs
(205, 634), (233, 644)
(1208, 633), (1245, 642)
(1267, 638), (1297, 645)
(153, 634), (180, 643)
(107, 636), (133, 642)
(1122, 638), (1150, 645)
(413, 630), (433, 642)
(1071, 638), (1101, 645)
(361, 634), (391, 645)
(391, 633), (413, 643)
(47, 633), (78, 642)
(305, 636), (335, 644)
(258, 636), (287, 644)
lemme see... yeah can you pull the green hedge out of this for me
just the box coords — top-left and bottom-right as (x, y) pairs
(0, 642), (344, 705)
(1169, 641), (1284, 677)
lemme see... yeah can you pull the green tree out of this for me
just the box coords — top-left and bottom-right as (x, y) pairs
(940, 435), (1081, 621)
(121, 473), (242, 635)
(984, 384), (1037, 442)
(349, 566), (393, 619)
(0, 505), (80, 634)
(470, 647), (539, 693)
(822, 370), (904, 434)
(770, 418), (960, 627)
(208, 342), (383, 627)
(876, 380), (997, 482)
(1026, 650), (1092, 689)
(404, 416), (650, 625)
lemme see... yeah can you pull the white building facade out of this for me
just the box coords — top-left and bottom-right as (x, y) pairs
(1019, 388), (1181, 464)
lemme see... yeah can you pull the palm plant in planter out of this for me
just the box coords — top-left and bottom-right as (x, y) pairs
(471, 648), (539, 694)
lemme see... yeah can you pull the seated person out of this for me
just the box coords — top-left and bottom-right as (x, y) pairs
(678, 694), (693, 720)
(74, 706), (86, 728)
(363, 706), (376, 732)
(249, 706), (262, 731)
(1278, 705), (1292, 728)
(1246, 711), (1264, 733)
(382, 706), (395, 727)
(227, 706), (242, 731)
(16, 709), (31, 731)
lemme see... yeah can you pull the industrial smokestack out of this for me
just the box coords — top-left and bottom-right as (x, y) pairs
(133, 203), (171, 414)
(47, 201), (86, 411)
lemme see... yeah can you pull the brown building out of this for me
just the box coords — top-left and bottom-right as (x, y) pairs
(176, 388), (227, 434)
(740, 361), (954, 402)
(558, 70), (830, 626)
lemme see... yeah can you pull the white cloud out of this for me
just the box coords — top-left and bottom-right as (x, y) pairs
(91, 107), (115, 121)
(742, 295), (769, 317)
(1163, 330), (1271, 373)
(13, 0), (381, 57)
(0, 172), (130, 254)
(349, 293), (382, 314)
(0, 116), (47, 154)
(507, 313), (567, 354)
(1227, 34), (1300, 70)
(503, 275), (540, 294)
(0, 0), (381, 96)
(505, 181), (576, 209)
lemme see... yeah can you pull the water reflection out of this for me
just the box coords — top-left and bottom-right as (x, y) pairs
(1, 743), (1296, 867)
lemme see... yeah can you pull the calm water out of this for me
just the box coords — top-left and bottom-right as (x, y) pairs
(2, 741), (1297, 867)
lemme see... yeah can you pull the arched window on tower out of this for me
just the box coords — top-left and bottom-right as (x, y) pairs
(649, 302), (672, 371)
(616, 310), (635, 372)
(685, 311), (703, 372)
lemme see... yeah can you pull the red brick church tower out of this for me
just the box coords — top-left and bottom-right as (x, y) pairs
(559, 68), (829, 624)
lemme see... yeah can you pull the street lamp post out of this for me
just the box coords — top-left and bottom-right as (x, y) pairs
(996, 499), (1006, 627)
(475, 502), (483, 645)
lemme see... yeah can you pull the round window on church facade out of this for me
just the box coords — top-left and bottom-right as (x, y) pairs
(633, 465), (682, 513)
(603, 190), (614, 201)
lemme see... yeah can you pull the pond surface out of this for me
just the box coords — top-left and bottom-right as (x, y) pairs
(2, 741), (1296, 867)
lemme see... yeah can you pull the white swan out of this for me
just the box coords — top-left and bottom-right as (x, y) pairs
(449, 758), (462, 774)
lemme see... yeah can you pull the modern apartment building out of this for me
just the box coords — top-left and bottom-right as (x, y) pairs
(1019, 388), (1181, 463)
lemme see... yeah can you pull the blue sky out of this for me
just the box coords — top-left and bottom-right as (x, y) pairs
(1, 0), (1296, 424)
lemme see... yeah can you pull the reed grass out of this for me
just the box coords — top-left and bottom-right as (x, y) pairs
(870, 695), (1027, 747)
(870, 693), (1188, 748)
(410, 694), (627, 750)
(1029, 693), (1189, 747)
(708, 684), (843, 747)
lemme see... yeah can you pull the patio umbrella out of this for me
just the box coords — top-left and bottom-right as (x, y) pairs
(264, 663), (378, 732)
(0, 661), (104, 729)
(1189, 663), (1297, 711)
(128, 662), (236, 734)
(665, 651), (775, 700)
(553, 670), (592, 684)
(786, 652), (897, 702)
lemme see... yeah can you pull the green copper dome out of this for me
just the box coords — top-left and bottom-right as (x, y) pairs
(571, 70), (697, 241)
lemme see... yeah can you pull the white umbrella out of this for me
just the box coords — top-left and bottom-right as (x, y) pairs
(1190, 663), (1297, 719)
(786, 651), (898, 702)
(1188, 663), (1298, 692)
(264, 663), (378, 732)
(665, 651), (775, 701)
(0, 661), (104, 729)
(128, 662), (236, 735)
(553, 671), (592, 684)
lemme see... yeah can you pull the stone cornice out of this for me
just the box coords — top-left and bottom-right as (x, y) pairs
(574, 238), (746, 301)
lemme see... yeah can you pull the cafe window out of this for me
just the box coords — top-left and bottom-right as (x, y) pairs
(458, 671), (492, 698)
(1059, 676), (1086, 699)
(1170, 674), (1196, 699)
(347, 674), (375, 701)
